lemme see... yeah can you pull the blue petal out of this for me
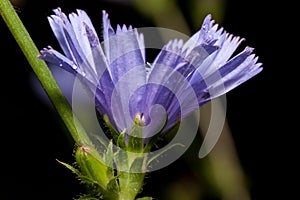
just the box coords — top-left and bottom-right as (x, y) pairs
(218, 47), (253, 77)
(101, 11), (146, 133)
(137, 84), (177, 136)
(49, 8), (84, 66)
(182, 14), (224, 52)
(183, 14), (214, 48)
(69, 9), (104, 75)
(146, 40), (188, 109)
(38, 47), (112, 116)
(102, 10), (115, 64)
(183, 14), (244, 78)
(207, 48), (263, 99)
(109, 64), (146, 133)
(211, 34), (245, 68)
(188, 47), (262, 105)
(42, 8), (121, 126)
(146, 38), (218, 122)
(67, 9), (119, 124)
(38, 46), (79, 75)
(108, 29), (146, 82)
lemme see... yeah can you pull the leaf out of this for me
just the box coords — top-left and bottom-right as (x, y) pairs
(76, 194), (99, 200)
(146, 143), (185, 166)
(56, 159), (80, 176)
(57, 159), (105, 191)
(136, 197), (153, 200)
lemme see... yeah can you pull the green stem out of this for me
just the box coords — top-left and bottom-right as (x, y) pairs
(118, 172), (145, 200)
(0, 0), (90, 145)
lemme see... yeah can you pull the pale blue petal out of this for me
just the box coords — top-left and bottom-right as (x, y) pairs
(49, 8), (84, 65)
(102, 10), (115, 64)
(67, 9), (117, 121)
(69, 9), (101, 75)
(38, 46), (79, 75)
(101, 12), (146, 132)
(212, 34), (245, 68)
(207, 49), (263, 100)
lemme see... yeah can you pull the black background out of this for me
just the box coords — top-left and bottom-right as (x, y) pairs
(0, 0), (297, 199)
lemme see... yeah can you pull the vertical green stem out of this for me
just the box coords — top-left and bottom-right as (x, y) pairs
(118, 171), (145, 200)
(0, 0), (90, 145)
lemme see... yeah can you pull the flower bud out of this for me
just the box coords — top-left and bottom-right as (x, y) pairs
(75, 145), (110, 189)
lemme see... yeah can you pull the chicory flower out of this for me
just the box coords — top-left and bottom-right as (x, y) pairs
(38, 8), (262, 140)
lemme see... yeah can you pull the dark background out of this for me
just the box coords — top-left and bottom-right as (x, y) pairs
(0, 0), (296, 199)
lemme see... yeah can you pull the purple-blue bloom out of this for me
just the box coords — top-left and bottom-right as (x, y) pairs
(38, 8), (262, 139)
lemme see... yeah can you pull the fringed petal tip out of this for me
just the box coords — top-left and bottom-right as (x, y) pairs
(37, 46), (79, 75)
(102, 10), (115, 39)
(52, 7), (61, 14)
(201, 14), (247, 50)
(203, 14), (212, 24)
(165, 39), (185, 53)
(102, 10), (109, 18)
(51, 7), (65, 19)
(37, 45), (53, 59)
(102, 10), (111, 28)
(116, 24), (133, 32)
(102, 9), (137, 34)
(244, 46), (254, 53)
(49, 7), (87, 23)
(245, 46), (263, 68)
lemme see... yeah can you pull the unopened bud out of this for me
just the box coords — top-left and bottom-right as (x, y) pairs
(75, 145), (110, 188)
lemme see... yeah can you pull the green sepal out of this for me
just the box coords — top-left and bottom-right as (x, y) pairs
(106, 177), (120, 198)
(103, 140), (115, 179)
(117, 129), (126, 150)
(103, 114), (119, 143)
(127, 114), (144, 153)
(114, 147), (129, 172)
(104, 140), (114, 167)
